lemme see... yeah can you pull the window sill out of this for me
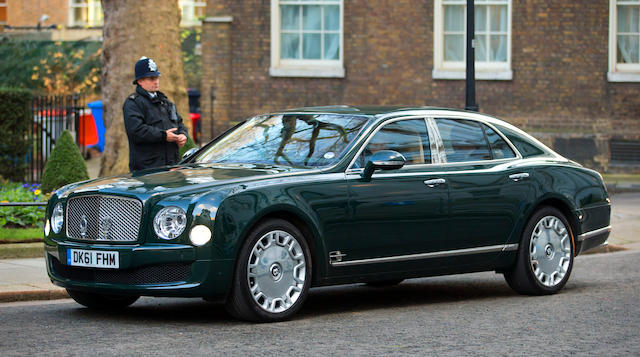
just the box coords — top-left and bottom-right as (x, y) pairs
(269, 66), (345, 78)
(432, 69), (513, 81)
(607, 72), (640, 82)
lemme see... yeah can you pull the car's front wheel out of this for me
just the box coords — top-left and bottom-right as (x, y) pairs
(225, 219), (312, 322)
(504, 206), (574, 295)
(66, 289), (139, 310)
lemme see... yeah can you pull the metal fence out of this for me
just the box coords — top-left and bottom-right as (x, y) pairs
(28, 94), (87, 183)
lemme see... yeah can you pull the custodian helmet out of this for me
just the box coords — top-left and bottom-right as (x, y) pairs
(133, 56), (162, 84)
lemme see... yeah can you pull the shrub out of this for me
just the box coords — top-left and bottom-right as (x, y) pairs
(0, 88), (33, 181)
(41, 130), (89, 193)
(0, 181), (47, 228)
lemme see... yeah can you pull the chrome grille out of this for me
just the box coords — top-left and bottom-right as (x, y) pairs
(66, 195), (142, 242)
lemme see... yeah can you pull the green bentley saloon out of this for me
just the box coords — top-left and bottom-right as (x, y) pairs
(44, 106), (611, 322)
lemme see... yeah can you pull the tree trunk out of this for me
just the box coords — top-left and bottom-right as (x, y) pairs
(99, 0), (191, 176)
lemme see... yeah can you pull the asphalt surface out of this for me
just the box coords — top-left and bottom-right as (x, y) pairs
(1, 249), (638, 356)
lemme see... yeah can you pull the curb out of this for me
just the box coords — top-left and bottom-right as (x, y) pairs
(606, 183), (640, 194)
(0, 289), (69, 303)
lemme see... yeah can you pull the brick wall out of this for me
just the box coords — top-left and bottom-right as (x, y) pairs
(202, 0), (640, 171)
(7, 0), (67, 27)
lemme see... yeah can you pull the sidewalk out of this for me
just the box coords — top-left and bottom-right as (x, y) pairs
(0, 258), (68, 302)
(1, 192), (639, 303)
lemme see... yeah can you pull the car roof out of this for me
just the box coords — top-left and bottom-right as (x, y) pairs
(277, 105), (558, 158)
(280, 105), (468, 117)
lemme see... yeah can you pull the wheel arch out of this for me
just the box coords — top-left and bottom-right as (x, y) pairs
(527, 196), (579, 252)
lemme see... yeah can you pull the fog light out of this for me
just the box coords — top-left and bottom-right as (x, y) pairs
(44, 219), (51, 237)
(189, 225), (211, 246)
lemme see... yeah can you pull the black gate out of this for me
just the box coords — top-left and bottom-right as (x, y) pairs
(28, 93), (87, 183)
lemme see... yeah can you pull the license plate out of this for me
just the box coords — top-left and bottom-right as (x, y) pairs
(67, 249), (119, 269)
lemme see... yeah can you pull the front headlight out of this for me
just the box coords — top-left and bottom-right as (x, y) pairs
(51, 202), (64, 234)
(153, 206), (187, 240)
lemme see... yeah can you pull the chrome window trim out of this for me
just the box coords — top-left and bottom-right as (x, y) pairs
(375, 109), (559, 158)
(577, 226), (612, 242)
(345, 111), (526, 174)
(344, 115), (435, 171)
(345, 158), (521, 180)
(330, 243), (519, 267)
(430, 115), (523, 162)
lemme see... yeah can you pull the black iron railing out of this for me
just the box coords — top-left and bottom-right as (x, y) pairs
(28, 93), (86, 183)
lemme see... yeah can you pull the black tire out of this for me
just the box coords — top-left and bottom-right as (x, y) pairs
(225, 218), (312, 322)
(504, 206), (574, 295)
(365, 279), (404, 287)
(66, 289), (139, 310)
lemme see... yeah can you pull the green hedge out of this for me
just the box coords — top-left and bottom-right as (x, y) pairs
(0, 88), (33, 181)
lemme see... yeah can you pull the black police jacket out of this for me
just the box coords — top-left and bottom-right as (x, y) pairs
(123, 85), (189, 172)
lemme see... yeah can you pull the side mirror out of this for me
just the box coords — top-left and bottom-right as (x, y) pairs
(181, 147), (198, 162)
(362, 150), (406, 180)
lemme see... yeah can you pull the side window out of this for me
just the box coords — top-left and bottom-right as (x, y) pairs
(358, 119), (431, 167)
(482, 124), (516, 159)
(436, 119), (491, 163)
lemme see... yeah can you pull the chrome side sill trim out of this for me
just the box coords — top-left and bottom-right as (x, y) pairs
(577, 226), (612, 242)
(330, 244), (519, 267)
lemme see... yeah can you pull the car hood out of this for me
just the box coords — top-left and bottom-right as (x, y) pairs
(56, 163), (304, 200)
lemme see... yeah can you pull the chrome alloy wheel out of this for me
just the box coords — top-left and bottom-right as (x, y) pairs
(529, 216), (571, 287)
(247, 230), (306, 313)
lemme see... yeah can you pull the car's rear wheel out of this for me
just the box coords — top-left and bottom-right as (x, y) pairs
(66, 289), (139, 310)
(504, 206), (574, 295)
(225, 219), (312, 322)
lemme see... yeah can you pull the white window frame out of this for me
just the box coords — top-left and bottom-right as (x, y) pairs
(179, 0), (207, 27)
(608, 0), (640, 82)
(69, 0), (103, 27)
(433, 0), (512, 80)
(270, 0), (345, 78)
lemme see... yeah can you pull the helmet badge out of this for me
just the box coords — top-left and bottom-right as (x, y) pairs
(148, 59), (158, 72)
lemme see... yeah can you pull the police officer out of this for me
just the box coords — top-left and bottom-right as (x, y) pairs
(123, 56), (189, 172)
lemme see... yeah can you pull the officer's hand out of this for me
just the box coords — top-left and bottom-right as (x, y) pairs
(177, 134), (187, 148)
(165, 128), (179, 142)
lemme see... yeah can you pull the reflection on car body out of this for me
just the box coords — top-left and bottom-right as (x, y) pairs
(44, 106), (611, 322)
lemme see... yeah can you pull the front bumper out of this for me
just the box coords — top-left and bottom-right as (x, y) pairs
(45, 240), (233, 298)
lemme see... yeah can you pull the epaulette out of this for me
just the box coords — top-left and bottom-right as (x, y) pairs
(128, 93), (137, 100)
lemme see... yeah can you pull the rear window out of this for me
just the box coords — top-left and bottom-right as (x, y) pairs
(494, 125), (546, 158)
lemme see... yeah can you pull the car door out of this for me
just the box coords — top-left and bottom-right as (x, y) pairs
(433, 117), (530, 268)
(327, 117), (449, 275)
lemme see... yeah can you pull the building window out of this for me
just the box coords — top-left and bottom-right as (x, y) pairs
(433, 0), (512, 80)
(609, 0), (640, 82)
(270, 0), (344, 78)
(69, 0), (103, 27)
(0, 0), (7, 25)
(179, 0), (207, 27)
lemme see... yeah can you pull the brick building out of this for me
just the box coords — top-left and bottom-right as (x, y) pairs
(1, 0), (205, 40)
(201, 0), (640, 172)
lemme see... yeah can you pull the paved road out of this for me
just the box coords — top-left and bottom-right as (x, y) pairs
(1, 250), (638, 356)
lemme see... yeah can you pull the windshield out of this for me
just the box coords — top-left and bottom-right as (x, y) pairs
(194, 113), (369, 168)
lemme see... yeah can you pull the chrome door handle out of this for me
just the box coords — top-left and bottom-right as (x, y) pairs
(509, 173), (529, 182)
(424, 178), (446, 187)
